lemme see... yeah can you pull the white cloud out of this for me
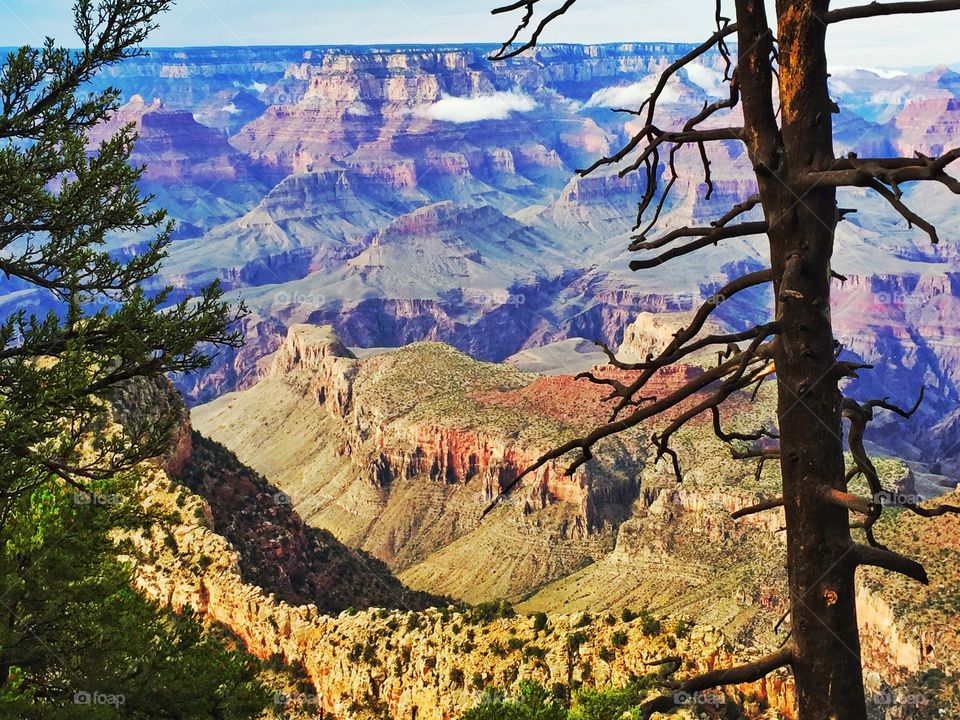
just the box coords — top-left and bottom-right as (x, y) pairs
(221, 102), (241, 114)
(832, 66), (909, 80)
(585, 77), (682, 109)
(249, 81), (268, 93)
(420, 91), (537, 123)
(685, 63), (727, 97)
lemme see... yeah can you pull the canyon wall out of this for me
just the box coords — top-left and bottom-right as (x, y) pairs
(133, 465), (800, 720)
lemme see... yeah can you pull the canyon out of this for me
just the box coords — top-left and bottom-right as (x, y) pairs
(190, 324), (960, 716)
(28, 44), (953, 476)
(5, 40), (958, 718)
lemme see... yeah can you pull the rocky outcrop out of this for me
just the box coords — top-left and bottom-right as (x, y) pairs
(132, 466), (796, 720)
(260, 325), (632, 536)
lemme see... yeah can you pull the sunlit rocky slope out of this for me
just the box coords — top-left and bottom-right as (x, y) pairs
(191, 324), (960, 715)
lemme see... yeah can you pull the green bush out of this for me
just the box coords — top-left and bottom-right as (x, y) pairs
(469, 599), (516, 624)
(568, 682), (650, 720)
(673, 617), (695, 639)
(638, 610), (662, 637)
(567, 631), (589, 652)
(610, 631), (628, 648)
(523, 644), (547, 660)
(459, 682), (566, 720)
(507, 637), (526, 651)
(533, 611), (549, 632)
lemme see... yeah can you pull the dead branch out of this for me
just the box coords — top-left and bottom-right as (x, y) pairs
(576, 271), (774, 420)
(852, 544), (929, 585)
(483, 342), (775, 514)
(804, 150), (960, 195)
(713, 194), (762, 228)
(639, 649), (793, 717)
(821, 488), (874, 516)
(731, 497), (784, 520)
(630, 220), (767, 250)
(865, 386), (925, 417)
(592, 325), (776, 373)
(867, 179), (942, 244)
(489, 0), (578, 60)
(825, 0), (960, 24)
(630, 221), (768, 270)
(713, 405), (779, 443)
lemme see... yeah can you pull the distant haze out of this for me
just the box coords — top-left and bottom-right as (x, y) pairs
(0, 0), (957, 68)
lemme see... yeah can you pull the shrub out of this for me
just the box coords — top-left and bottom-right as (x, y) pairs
(638, 610), (661, 637)
(507, 637), (526, 651)
(673, 617), (695, 639)
(568, 681), (650, 720)
(532, 611), (549, 632)
(362, 643), (379, 666)
(620, 608), (637, 623)
(523, 644), (547, 660)
(450, 668), (465, 688)
(597, 646), (614, 662)
(470, 599), (516, 624)
(459, 682), (566, 720)
(567, 631), (589, 652)
(610, 631), (628, 648)
(575, 612), (592, 628)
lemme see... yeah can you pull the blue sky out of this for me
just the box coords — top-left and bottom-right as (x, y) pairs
(1, 0), (957, 67)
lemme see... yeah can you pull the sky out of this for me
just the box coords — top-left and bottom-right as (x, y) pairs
(0, 0), (957, 68)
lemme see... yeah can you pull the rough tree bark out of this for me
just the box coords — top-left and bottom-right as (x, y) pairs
(754, 1), (867, 716)
(487, 1), (960, 718)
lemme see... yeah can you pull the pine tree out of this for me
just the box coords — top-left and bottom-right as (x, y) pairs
(0, 2), (263, 716)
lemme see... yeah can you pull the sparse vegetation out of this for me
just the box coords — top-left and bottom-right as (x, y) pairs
(637, 610), (661, 637)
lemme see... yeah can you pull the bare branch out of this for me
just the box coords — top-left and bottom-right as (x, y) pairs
(713, 194), (762, 228)
(825, 0), (960, 24)
(852, 544), (929, 585)
(804, 150), (960, 195)
(489, 0), (578, 60)
(865, 386), (925, 418)
(821, 488), (874, 516)
(639, 649), (793, 717)
(483, 343), (774, 514)
(868, 179), (941, 244)
(731, 497), (784, 520)
(630, 221), (768, 270)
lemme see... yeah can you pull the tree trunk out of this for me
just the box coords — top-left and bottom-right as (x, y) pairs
(738, 0), (870, 716)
